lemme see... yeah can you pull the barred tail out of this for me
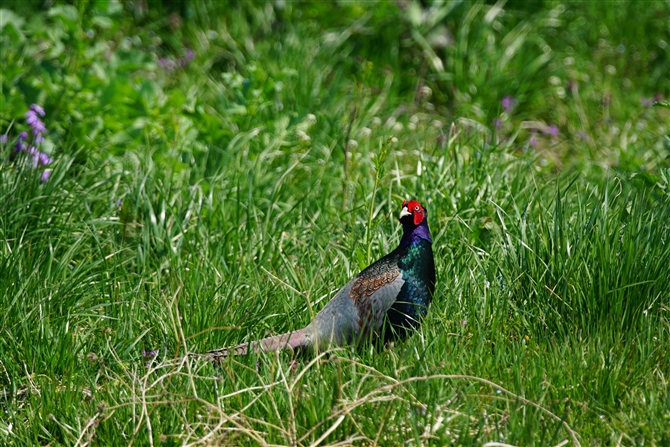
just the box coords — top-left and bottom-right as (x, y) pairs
(203, 329), (310, 360)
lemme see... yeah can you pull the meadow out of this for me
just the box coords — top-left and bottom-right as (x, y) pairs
(1, 1), (669, 445)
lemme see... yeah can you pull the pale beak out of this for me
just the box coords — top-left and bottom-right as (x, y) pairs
(399, 206), (411, 220)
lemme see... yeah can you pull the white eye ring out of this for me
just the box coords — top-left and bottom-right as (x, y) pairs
(414, 206), (420, 211)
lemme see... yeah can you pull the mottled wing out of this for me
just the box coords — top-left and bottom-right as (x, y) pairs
(349, 257), (404, 333)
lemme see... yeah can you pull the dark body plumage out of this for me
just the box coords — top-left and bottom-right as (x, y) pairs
(205, 200), (436, 357)
(384, 238), (436, 340)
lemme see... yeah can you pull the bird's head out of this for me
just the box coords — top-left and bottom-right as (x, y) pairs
(398, 200), (427, 226)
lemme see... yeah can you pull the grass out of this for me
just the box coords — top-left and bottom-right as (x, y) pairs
(1, 0), (669, 445)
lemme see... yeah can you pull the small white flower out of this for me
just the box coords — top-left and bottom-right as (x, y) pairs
(297, 130), (311, 146)
(408, 122), (416, 132)
(431, 56), (444, 72)
(431, 120), (443, 129)
(370, 117), (382, 128)
(419, 85), (432, 100)
(347, 139), (358, 150)
(392, 122), (403, 132)
(390, 137), (398, 146)
(305, 113), (316, 126)
(323, 32), (338, 45)
(358, 127), (372, 139)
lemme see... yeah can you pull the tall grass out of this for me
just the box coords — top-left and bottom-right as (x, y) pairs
(1, 1), (669, 445)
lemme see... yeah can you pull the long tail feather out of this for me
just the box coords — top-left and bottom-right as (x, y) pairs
(200, 329), (310, 361)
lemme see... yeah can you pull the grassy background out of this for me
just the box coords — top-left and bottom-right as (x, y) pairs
(1, 0), (669, 445)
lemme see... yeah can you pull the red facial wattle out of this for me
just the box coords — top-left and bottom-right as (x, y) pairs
(402, 200), (425, 225)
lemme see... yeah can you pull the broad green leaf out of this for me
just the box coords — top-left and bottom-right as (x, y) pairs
(91, 15), (113, 29)
(0, 9), (25, 30)
(0, 9), (25, 42)
(48, 5), (79, 30)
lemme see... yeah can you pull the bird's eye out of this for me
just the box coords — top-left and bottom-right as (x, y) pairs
(414, 206), (420, 211)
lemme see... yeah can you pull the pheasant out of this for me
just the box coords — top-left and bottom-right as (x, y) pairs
(206, 199), (435, 358)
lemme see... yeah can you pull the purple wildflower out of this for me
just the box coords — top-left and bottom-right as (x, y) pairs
(30, 104), (45, 117)
(0, 134), (7, 144)
(492, 118), (503, 131)
(11, 107), (54, 181)
(38, 152), (53, 166)
(157, 58), (176, 71)
(25, 108), (47, 140)
(142, 349), (159, 367)
(641, 97), (653, 108)
(26, 147), (41, 168)
(414, 404), (428, 416)
(116, 199), (123, 206)
(501, 96), (516, 113)
(142, 349), (159, 357)
(16, 144), (51, 169)
(544, 124), (559, 137)
(15, 132), (28, 152)
(177, 49), (196, 67)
